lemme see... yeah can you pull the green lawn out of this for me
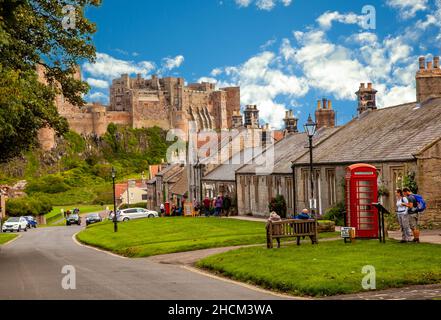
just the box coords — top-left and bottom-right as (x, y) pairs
(197, 240), (441, 297)
(0, 233), (18, 245)
(76, 217), (339, 258)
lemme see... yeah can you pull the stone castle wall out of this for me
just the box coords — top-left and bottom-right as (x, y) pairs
(37, 68), (241, 149)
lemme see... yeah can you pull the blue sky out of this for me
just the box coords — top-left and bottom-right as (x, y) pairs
(83, 0), (441, 128)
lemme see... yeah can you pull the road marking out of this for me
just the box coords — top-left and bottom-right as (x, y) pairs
(182, 265), (309, 300)
(0, 234), (22, 247)
(72, 232), (128, 259)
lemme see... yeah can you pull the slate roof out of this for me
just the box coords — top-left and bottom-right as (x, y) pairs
(294, 99), (441, 165)
(169, 169), (188, 196)
(237, 127), (339, 175)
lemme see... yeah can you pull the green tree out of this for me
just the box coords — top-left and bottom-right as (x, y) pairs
(0, 0), (100, 162)
(269, 195), (287, 218)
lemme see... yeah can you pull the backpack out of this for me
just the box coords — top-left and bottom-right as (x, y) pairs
(413, 194), (427, 214)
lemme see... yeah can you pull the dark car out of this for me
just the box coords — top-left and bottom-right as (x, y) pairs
(66, 214), (81, 226)
(24, 216), (38, 229)
(86, 213), (102, 226)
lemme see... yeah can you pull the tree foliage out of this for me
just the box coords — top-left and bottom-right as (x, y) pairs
(269, 195), (287, 218)
(0, 0), (100, 162)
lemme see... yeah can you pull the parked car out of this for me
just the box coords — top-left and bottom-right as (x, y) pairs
(117, 208), (159, 222)
(86, 213), (102, 226)
(66, 214), (81, 226)
(24, 216), (38, 229)
(2, 217), (28, 233)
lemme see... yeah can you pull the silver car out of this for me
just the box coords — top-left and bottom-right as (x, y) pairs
(117, 208), (159, 222)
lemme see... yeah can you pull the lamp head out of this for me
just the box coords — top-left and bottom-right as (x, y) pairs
(304, 114), (317, 138)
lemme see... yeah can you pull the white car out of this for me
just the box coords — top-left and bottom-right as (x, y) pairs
(2, 217), (29, 233)
(117, 208), (159, 222)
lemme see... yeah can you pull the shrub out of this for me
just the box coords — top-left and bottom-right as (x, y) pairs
(268, 195), (287, 218)
(119, 202), (147, 210)
(26, 175), (71, 194)
(6, 196), (53, 217)
(322, 201), (346, 226)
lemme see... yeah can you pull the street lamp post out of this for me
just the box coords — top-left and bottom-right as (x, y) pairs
(304, 114), (317, 217)
(112, 167), (118, 233)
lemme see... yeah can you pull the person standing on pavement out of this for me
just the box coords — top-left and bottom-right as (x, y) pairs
(203, 196), (211, 217)
(396, 189), (412, 243)
(222, 195), (232, 217)
(214, 196), (223, 217)
(403, 188), (421, 243)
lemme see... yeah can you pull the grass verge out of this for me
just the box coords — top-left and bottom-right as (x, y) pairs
(76, 217), (339, 258)
(197, 240), (441, 297)
(0, 233), (18, 245)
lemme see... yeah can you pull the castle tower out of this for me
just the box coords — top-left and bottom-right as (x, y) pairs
(90, 103), (108, 136)
(416, 55), (441, 103)
(356, 83), (377, 115)
(244, 105), (260, 129)
(231, 110), (243, 129)
(315, 98), (335, 129)
(283, 110), (298, 133)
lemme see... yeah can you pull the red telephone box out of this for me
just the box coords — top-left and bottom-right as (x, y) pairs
(345, 164), (379, 238)
(165, 202), (171, 216)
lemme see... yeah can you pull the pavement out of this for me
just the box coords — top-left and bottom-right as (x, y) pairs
(0, 226), (290, 300)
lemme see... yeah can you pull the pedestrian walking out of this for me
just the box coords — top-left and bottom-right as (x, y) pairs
(396, 189), (412, 243)
(160, 203), (165, 217)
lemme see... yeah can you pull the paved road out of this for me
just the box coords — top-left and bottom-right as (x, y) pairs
(0, 227), (287, 300)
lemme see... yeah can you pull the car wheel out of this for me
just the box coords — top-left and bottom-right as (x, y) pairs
(123, 218), (129, 222)
(148, 214), (154, 219)
(17, 227), (20, 233)
(24, 227), (28, 232)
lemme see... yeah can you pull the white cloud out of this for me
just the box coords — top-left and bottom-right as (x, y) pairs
(162, 55), (185, 71)
(210, 68), (223, 76)
(83, 53), (156, 80)
(235, 0), (252, 7)
(387, 0), (428, 19)
(207, 51), (308, 128)
(197, 77), (218, 84)
(87, 92), (109, 103)
(316, 11), (364, 29)
(235, 0), (292, 11)
(86, 78), (109, 89)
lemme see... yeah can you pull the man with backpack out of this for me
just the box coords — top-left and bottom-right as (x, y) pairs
(403, 188), (426, 243)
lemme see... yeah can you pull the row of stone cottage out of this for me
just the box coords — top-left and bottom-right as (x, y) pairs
(145, 56), (441, 227)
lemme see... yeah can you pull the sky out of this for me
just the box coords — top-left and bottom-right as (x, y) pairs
(83, 0), (441, 129)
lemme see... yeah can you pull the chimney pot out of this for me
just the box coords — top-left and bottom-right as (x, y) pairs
(328, 100), (332, 109)
(360, 83), (365, 89)
(317, 100), (322, 109)
(419, 57), (426, 70)
(367, 83), (373, 90)
(434, 56), (440, 69)
(427, 61), (433, 70)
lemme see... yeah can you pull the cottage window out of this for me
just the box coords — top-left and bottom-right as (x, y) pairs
(326, 169), (337, 206)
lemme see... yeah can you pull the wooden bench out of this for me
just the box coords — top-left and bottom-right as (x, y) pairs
(266, 219), (318, 249)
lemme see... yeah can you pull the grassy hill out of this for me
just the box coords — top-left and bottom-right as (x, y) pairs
(0, 124), (172, 209)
